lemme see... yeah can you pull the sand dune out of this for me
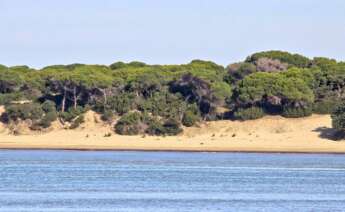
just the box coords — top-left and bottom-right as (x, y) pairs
(1, 110), (345, 153)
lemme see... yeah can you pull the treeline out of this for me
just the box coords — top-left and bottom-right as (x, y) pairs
(1, 50), (345, 135)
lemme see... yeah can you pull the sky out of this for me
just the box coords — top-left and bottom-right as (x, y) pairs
(0, 0), (345, 68)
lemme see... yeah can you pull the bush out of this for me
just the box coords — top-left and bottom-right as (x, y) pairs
(69, 115), (85, 129)
(5, 103), (44, 121)
(162, 119), (182, 135)
(145, 118), (165, 136)
(41, 100), (56, 113)
(60, 106), (85, 122)
(234, 107), (265, 120)
(106, 93), (134, 115)
(0, 93), (24, 105)
(331, 102), (345, 131)
(39, 111), (58, 128)
(182, 110), (199, 127)
(313, 99), (340, 114)
(101, 110), (114, 122)
(114, 112), (142, 135)
(282, 106), (312, 118)
(114, 112), (183, 136)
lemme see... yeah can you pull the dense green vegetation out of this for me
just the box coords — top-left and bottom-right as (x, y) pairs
(331, 102), (345, 131)
(1, 50), (345, 135)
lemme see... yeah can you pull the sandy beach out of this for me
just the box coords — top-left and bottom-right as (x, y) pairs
(1, 111), (345, 153)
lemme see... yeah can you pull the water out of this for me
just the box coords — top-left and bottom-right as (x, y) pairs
(0, 151), (345, 212)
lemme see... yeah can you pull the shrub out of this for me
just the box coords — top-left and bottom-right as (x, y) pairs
(182, 110), (199, 127)
(69, 115), (85, 129)
(60, 106), (85, 122)
(114, 112), (142, 135)
(101, 110), (114, 122)
(115, 112), (183, 136)
(145, 118), (165, 136)
(162, 119), (182, 135)
(39, 111), (58, 128)
(282, 106), (312, 118)
(234, 107), (265, 120)
(106, 93), (134, 115)
(313, 99), (340, 114)
(5, 103), (44, 121)
(331, 102), (345, 131)
(0, 93), (24, 105)
(41, 100), (56, 113)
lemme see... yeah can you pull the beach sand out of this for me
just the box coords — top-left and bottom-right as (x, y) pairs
(1, 109), (345, 153)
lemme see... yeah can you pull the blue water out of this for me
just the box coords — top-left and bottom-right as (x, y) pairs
(1, 151), (345, 212)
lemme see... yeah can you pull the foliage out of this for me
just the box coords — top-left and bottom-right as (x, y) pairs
(226, 62), (256, 83)
(109, 61), (127, 70)
(106, 93), (135, 115)
(145, 118), (165, 136)
(69, 115), (85, 129)
(211, 82), (232, 100)
(282, 106), (312, 118)
(39, 111), (58, 128)
(331, 102), (345, 131)
(237, 70), (314, 108)
(1, 51), (344, 135)
(162, 118), (183, 135)
(60, 106), (85, 122)
(5, 103), (44, 121)
(41, 100), (56, 113)
(255, 57), (288, 72)
(0, 92), (25, 105)
(137, 90), (188, 120)
(114, 112), (183, 136)
(101, 110), (114, 122)
(114, 112), (145, 135)
(182, 110), (199, 127)
(234, 107), (265, 120)
(313, 98), (340, 114)
(246, 50), (311, 68)
(170, 74), (218, 115)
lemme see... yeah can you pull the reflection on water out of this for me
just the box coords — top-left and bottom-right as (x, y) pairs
(0, 150), (345, 211)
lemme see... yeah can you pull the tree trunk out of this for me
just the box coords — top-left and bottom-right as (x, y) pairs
(73, 86), (77, 109)
(62, 88), (66, 112)
(102, 89), (107, 105)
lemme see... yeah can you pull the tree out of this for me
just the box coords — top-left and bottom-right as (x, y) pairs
(236, 70), (314, 116)
(331, 102), (345, 131)
(170, 74), (218, 116)
(226, 62), (256, 83)
(255, 57), (288, 72)
(246, 50), (311, 68)
(0, 69), (24, 93)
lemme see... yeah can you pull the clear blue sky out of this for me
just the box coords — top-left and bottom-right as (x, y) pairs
(1, 0), (345, 68)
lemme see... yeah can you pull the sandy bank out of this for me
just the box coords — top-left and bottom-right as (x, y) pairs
(1, 113), (345, 153)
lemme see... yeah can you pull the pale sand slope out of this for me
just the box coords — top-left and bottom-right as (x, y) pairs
(1, 111), (345, 152)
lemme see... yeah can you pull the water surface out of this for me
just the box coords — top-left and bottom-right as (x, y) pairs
(0, 150), (345, 211)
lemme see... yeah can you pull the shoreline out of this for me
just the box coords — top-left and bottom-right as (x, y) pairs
(2, 114), (345, 154)
(1, 148), (345, 154)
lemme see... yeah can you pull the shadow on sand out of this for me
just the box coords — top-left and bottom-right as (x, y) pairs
(313, 127), (345, 141)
